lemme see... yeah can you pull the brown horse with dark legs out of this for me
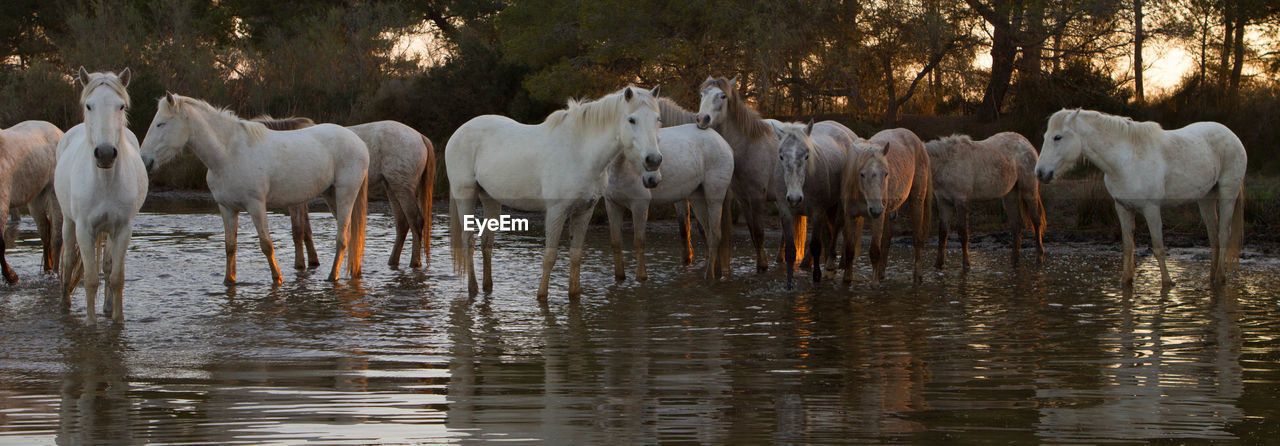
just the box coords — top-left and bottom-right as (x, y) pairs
(925, 133), (1045, 269)
(840, 128), (932, 284)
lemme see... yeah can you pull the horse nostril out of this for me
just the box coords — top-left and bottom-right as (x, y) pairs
(94, 145), (118, 161)
(645, 153), (662, 170)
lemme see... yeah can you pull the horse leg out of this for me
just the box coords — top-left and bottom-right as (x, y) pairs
(567, 206), (594, 298)
(453, 193), (479, 295)
(779, 209), (797, 289)
(219, 205), (239, 285)
(3, 213), (17, 250)
(688, 193), (716, 280)
(744, 200), (768, 273)
(29, 195), (55, 274)
(1142, 205), (1172, 286)
(632, 200), (650, 282)
(809, 213), (824, 283)
(911, 199), (927, 284)
(957, 200), (971, 270)
(322, 190), (352, 283)
(604, 198), (627, 282)
(1198, 197), (1221, 285)
(1024, 186), (1046, 263)
(935, 199), (953, 269)
(1214, 188), (1241, 285)
(841, 216), (864, 283)
(387, 190), (409, 269)
(288, 204), (308, 270)
(75, 226), (100, 325)
(537, 206), (571, 300)
(479, 194), (501, 293)
(98, 233), (112, 317)
(676, 201), (693, 266)
(396, 189), (425, 269)
(1003, 193), (1022, 267)
(0, 206), (15, 284)
(869, 216), (890, 284)
(302, 205), (319, 269)
(249, 204), (283, 286)
(1114, 202), (1137, 287)
(105, 228), (132, 323)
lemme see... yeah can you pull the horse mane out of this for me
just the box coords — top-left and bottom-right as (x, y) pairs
(171, 95), (269, 142)
(924, 134), (972, 158)
(1052, 109), (1166, 148)
(252, 115), (316, 131)
(80, 72), (131, 109)
(543, 86), (657, 134)
(701, 77), (773, 140)
(658, 97), (697, 126)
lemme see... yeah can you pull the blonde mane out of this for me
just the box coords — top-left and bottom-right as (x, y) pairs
(701, 77), (773, 140)
(924, 134), (974, 159)
(543, 86), (657, 135)
(1051, 109), (1167, 148)
(170, 95), (269, 142)
(658, 97), (697, 126)
(80, 72), (131, 109)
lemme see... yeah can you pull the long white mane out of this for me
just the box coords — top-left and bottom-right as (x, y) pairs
(543, 87), (657, 136)
(1050, 109), (1167, 148)
(167, 95), (269, 142)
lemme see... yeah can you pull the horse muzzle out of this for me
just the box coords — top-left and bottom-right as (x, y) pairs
(787, 193), (803, 207)
(94, 144), (118, 169)
(1036, 168), (1054, 184)
(141, 154), (155, 171)
(642, 172), (661, 189)
(644, 153), (663, 171)
(867, 205), (884, 218)
(695, 113), (711, 130)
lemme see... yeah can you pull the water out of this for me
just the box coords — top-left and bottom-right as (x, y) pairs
(1, 198), (1278, 444)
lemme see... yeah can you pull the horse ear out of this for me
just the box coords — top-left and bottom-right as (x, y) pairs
(624, 87), (634, 102)
(770, 122), (783, 137)
(76, 66), (89, 87)
(651, 85), (660, 98)
(118, 67), (131, 87)
(881, 142), (890, 155)
(805, 119), (815, 136)
(165, 92), (176, 107)
(728, 76), (739, 90)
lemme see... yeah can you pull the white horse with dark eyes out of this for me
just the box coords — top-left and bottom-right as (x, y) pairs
(55, 68), (148, 324)
(1036, 109), (1246, 287)
(448, 86), (663, 299)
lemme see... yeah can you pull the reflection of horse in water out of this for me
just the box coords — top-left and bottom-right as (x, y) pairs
(57, 327), (134, 444)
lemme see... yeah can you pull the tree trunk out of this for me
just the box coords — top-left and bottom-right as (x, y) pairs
(979, 21), (1016, 122)
(1134, 0), (1145, 105)
(1229, 16), (1246, 99)
(883, 54), (898, 126)
(1018, 1), (1044, 78)
(1220, 7), (1234, 93)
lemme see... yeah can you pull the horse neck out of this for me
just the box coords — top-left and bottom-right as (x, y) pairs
(561, 120), (625, 179)
(184, 107), (239, 172)
(1075, 119), (1132, 180)
(717, 114), (773, 154)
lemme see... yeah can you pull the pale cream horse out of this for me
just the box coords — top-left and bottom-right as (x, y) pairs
(140, 94), (369, 285)
(55, 68), (148, 324)
(0, 120), (63, 283)
(840, 129), (932, 284)
(1036, 109), (1246, 287)
(925, 132), (1045, 269)
(255, 118), (436, 271)
(448, 86), (663, 299)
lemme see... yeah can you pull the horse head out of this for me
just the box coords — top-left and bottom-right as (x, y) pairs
(617, 85), (663, 188)
(77, 67), (131, 169)
(775, 119), (816, 207)
(695, 76), (737, 130)
(1036, 108), (1086, 184)
(140, 92), (192, 172)
(855, 141), (892, 218)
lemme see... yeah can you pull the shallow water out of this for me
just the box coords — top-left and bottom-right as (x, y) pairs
(1, 199), (1278, 444)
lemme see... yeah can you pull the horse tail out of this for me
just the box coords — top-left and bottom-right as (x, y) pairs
(417, 134), (437, 264)
(1226, 184), (1244, 274)
(346, 173), (369, 279)
(449, 192), (467, 277)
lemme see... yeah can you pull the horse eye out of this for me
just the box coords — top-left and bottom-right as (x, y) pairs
(86, 105), (92, 111)
(1053, 135), (1062, 141)
(860, 173), (865, 178)
(719, 93), (727, 100)
(628, 117), (636, 124)
(118, 105), (125, 111)
(156, 122), (165, 128)
(779, 154), (784, 160)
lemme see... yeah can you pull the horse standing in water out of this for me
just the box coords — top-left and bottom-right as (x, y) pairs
(841, 128), (932, 284)
(256, 118), (436, 271)
(1036, 109), (1246, 287)
(0, 121), (63, 283)
(695, 76), (801, 273)
(771, 120), (857, 287)
(448, 86), (663, 299)
(925, 133), (1045, 269)
(140, 93), (369, 285)
(54, 68), (148, 324)
(605, 122), (734, 282)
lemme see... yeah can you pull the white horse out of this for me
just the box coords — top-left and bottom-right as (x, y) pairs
(0, 120), (63, 283)
(140, 93), (369, 285)
(605, 123), (733, 282)
(55, 68), (148, 324)
(1036, 109), (1246, 286)
(255, 118), (436, 271)
(448, 86), (663, 299)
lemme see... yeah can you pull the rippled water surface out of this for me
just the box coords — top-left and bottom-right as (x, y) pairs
(1, 198), (1278, 444)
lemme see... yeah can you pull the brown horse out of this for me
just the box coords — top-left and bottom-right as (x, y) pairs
(0, 121), (63, 283)
(840, 128), (932, 284)
(255, 117), (437, 270)
(925, 133), (1045, 269)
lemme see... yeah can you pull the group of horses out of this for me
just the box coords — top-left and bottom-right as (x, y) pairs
(0, 69), (1248, 324)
